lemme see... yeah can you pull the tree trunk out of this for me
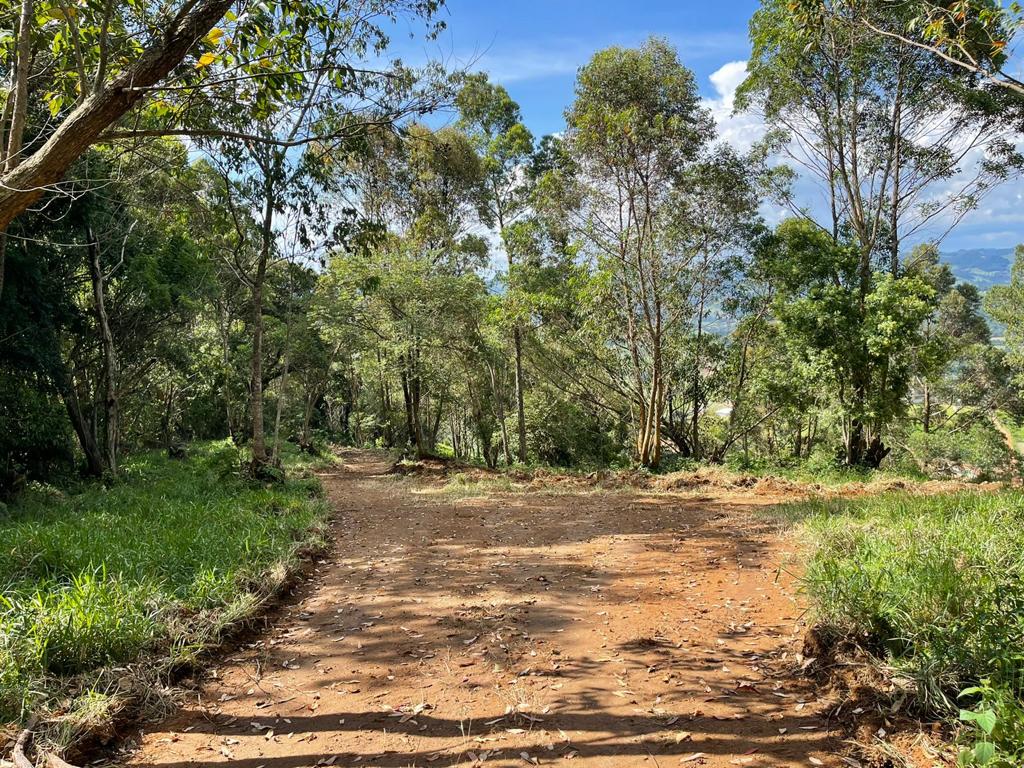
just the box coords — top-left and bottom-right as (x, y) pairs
(301, 387), (318, 448)
(922, 383), (931, 434)
(0, 0), (235, 230)
(0, 0), (34, 300)
(429, 395), (444, 451)
(162, 384), (176, 452)
(218, 299), (235, 439)
(55, 362), (104, 477)
(249, 183), (273, 470)
(513, 326), (527, 464)
(400, 363), (416, 453)
(87, 228), (118, 474)
(410, 341), (425, 457)
(691, 295), (705, 462)
(488, 362), (512, 466)
(271, 315), (292, 462)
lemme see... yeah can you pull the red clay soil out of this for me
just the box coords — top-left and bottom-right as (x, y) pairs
(119, 450), (847, 768)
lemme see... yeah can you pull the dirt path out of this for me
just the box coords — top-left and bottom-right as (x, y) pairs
(123, 450), (841, 768)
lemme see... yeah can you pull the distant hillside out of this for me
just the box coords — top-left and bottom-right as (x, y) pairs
(942, 247), (1019, 290)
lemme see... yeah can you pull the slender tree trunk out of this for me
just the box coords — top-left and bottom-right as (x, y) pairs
(87, 228), (118, 474)
(301, 387), (317, 448)
(400, 364), (415, 452)
(691, 295), (706, 461)
(271, 315), (292, 462)
(488, 362), (512, 466)
(0, 0), (33, 300)
(215, 299), (235, 438)
(513, 326), (527, 464)
(162, 385), (176, 452)
(249, 183), (273, 469)
(56, 361), (104, 477)
(410, 341), (425, 457)
(922, 383), (932, 434)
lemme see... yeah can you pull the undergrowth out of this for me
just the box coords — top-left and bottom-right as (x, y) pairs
(0, 440), (330, 748)
(787, 490), (1024, 765)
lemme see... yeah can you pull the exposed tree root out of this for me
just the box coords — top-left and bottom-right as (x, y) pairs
(8, 719), (81, 768)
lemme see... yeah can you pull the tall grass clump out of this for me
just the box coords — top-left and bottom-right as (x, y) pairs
(0, 440), (329, 730)
(791, 491), (1024, 763)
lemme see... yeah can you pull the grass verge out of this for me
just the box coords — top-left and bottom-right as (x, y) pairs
(0, 440), (332, 755)
(787, 490), (1024, 766)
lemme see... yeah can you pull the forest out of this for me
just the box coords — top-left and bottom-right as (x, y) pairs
(3, 0), (1024, 767)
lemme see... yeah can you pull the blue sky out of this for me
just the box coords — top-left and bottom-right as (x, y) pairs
(429, 0), (759, 137)
(395, 0), (1024, 253)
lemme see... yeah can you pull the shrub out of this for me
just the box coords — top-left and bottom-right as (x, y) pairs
(958, 680), (1024, 767)
(0, 376), (73, 496)
(905, 421), (1012, 481)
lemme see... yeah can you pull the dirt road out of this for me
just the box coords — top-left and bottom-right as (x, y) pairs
(123, 451), (840, 768)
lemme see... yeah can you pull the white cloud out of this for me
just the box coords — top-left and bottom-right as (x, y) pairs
(702, 60), (768, 153)
(465, 44), (583, 84)
(708, 60), (747, 110)
(700, 60), (1024, 251)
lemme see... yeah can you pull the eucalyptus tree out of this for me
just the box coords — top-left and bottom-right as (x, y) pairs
(738, 0), (1021, 465)
(789, 0), (1024, 99)
(665, 146), (765, 461)
(987, 246), (1024, 392)
(0, 0), (444, 298)
(319, 123), (488, 457)
(549, 38), (766, 468)
(174, 5), (447, 473)
(456, 73), (535, 463)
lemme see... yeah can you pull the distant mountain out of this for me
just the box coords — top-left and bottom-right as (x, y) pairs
(941, 247), (1019, 290)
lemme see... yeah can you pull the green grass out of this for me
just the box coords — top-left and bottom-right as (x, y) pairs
(0, 440), (330, 732)
(786, 490), (1024, 764)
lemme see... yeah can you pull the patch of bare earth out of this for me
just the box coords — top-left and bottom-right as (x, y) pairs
(115, 450), (874, 768)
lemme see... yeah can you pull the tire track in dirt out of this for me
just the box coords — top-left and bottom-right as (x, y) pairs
(120, 449), (842, 767)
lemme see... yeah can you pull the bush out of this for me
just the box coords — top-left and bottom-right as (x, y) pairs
(525, 389), (624, 468)
(958, 680), (1024, 767)
(0, 376), (73, 495)
(905, 421), (1012, 481)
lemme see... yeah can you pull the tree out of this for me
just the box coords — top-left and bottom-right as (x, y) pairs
(987, 245), (1024, 390)
(456, 73), (535, 463)
(0, 0), (232, 233)
(182, 7), (447, 474)
(739, 0), (1021, 464)
(759, 219), (935, 465)
(0, 0), (445, 299)
(789, 0), (1024, 98)
(318, 124), (488, 459)
(547, 38), (767, 468)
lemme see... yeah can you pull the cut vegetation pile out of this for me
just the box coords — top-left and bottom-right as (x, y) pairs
(401, 457), (993, 502)
(791, 491), (1024, 766)
(0, 441), (328, 758)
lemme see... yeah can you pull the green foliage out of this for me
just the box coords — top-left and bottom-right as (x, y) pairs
(794, 491), (1024, 712)
(525, 387), (624, 468)
(987, 246), (1024, 389)
(958, 680), (1024, 767)
(0, 441), (327, 721)
(0, 374), (73, 494)
(906, 421), (1012, 480)
(760, 220), (936, 463)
